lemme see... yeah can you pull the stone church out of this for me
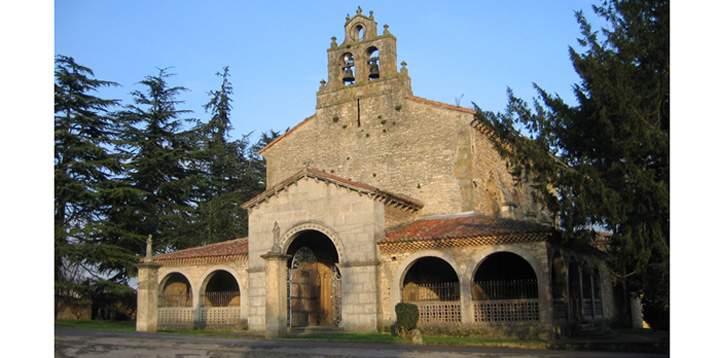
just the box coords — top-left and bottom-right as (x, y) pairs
(136, 9), (615, 337)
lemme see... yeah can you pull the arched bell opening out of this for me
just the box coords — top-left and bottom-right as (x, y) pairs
(355, 24), (366, 41)
(472, 252), (539, 323)
(340, 52), (355, 85)
(286, 230), (341, 328)
(401, 257), (461, 323)
(366, 46), (380, 80)
(159, 272), (192, 307)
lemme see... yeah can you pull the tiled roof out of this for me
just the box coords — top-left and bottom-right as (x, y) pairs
(154, 237), (248, 263)
(382, 212), (553, 244)
(241, 167), (423, 211)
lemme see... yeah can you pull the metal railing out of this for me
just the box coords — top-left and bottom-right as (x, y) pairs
(472, 279), (538, 300)
(202, 291), (241, 307)
(159, 293), (192, 307)
(402, 282), (460, 302)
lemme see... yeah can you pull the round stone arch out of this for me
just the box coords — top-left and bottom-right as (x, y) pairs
(279, 221), (346, 265)
(158, 270), (194, 306)
(198, 265), (243, 296)
(469, 246), (542, 282)
(396, 250), (463, 294)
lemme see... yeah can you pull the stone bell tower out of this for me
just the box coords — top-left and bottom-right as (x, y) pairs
(317, 7), (412, 109)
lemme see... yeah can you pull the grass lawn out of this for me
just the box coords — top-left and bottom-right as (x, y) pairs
(56, 319), (136, 332)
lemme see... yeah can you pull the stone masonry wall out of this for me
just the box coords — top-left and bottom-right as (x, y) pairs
(262, 95), (547, 222)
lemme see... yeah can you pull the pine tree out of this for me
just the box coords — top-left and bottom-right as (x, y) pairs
(105, 68), (199, 280)
(475, 0), (668, 328)
(54, 55), (121, 293)
(193, 67), (252, 243)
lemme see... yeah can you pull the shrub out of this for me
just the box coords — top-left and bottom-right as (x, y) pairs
(395, 303), (419, 332)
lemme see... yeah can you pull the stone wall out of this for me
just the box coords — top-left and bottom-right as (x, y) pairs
(262, 95), (547, 222)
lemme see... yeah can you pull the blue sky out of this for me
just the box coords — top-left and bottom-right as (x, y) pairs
(55, 1), (601, 142)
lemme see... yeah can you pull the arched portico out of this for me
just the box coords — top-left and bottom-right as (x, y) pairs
(157, 272), (194, 328)
(198, 269), (242, 328)
(471, 251), (540, 323)
(398, 253), (462, 324)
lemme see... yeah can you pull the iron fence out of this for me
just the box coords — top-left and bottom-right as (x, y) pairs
(402, 282), (460, 302)
(202, 291), (241, 307)
(472, 279), (538, 300)
(159, 293), (192, 307)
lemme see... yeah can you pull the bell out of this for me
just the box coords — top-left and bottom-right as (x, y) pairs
(368, 57), (380, 80)
(342, 67), (355, 83)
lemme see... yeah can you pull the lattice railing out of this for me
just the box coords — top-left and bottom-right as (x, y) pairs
(201, 307), (242, 328)
(158, 307), (193, 328)
(473, 299), (539, 323)
(409, 301), (462, 323)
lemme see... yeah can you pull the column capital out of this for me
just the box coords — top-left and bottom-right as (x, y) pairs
(137, 261), (161, 270)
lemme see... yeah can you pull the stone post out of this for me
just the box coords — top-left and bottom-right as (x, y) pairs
(459, 277), (474, 324)
(261, 252), (289, 338)
(136, 261), (160, 332)
(630, 296), (644, 328)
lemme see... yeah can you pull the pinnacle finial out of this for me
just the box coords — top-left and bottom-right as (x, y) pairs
(369, 10), (374, 19)
(330, 36), (337, 48)
(383, 24), (390, 35)
(145, 234), (153, 261)
(356, 6), (362, 15)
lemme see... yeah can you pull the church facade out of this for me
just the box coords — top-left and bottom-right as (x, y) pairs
(136, 9), (615, 338)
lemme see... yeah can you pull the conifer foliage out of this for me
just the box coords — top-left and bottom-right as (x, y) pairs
(54, 55), (120, 291)
(475, 0), (669, 328)
(54, 59), (278, 310)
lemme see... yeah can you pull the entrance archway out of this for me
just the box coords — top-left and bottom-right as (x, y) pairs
(199, 270), (241, 328)
(286, 230), (341, 328)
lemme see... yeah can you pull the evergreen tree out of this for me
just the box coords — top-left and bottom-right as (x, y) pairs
(193, 67), (252, 243)
(475, 0), (668, 328)
(54, 55), (120, 293)
(105, 68), (199, 280)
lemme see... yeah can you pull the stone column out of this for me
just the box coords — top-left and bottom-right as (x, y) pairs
(630, 296), (644, 328)
(136, 261), (160, 332)
(341, 262), (379, 332)
(459, 277), (474, 324)
(537, 253), (554, 325)
(261, 252), (289, 338)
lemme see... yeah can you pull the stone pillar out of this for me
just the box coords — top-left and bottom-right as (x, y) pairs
(192, 283), (203, 328)
(537, 254), (554, 325)
(459, 277), (474, 324)
(341, 262), (379, 332)
(261, 252), (289, 338)
(630, 296), (644, 328)
(136, 261), (160, 332)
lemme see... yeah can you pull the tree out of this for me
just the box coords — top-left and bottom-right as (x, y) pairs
(54, 55), (120, 293)
(105, 68), (199, 281)
(474, 0), (668, 328)
(192, 67), (253, 243)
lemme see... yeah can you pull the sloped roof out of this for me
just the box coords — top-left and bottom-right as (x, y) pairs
(153, 238), (248, 263)
(381, 212), (553, 248)
(241, 167), (423, 211)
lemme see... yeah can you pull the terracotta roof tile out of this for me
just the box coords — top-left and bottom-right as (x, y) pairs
(154, 237), (248, 262)
(382, 212), (553, 243)
(242, 167), (423, 210)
